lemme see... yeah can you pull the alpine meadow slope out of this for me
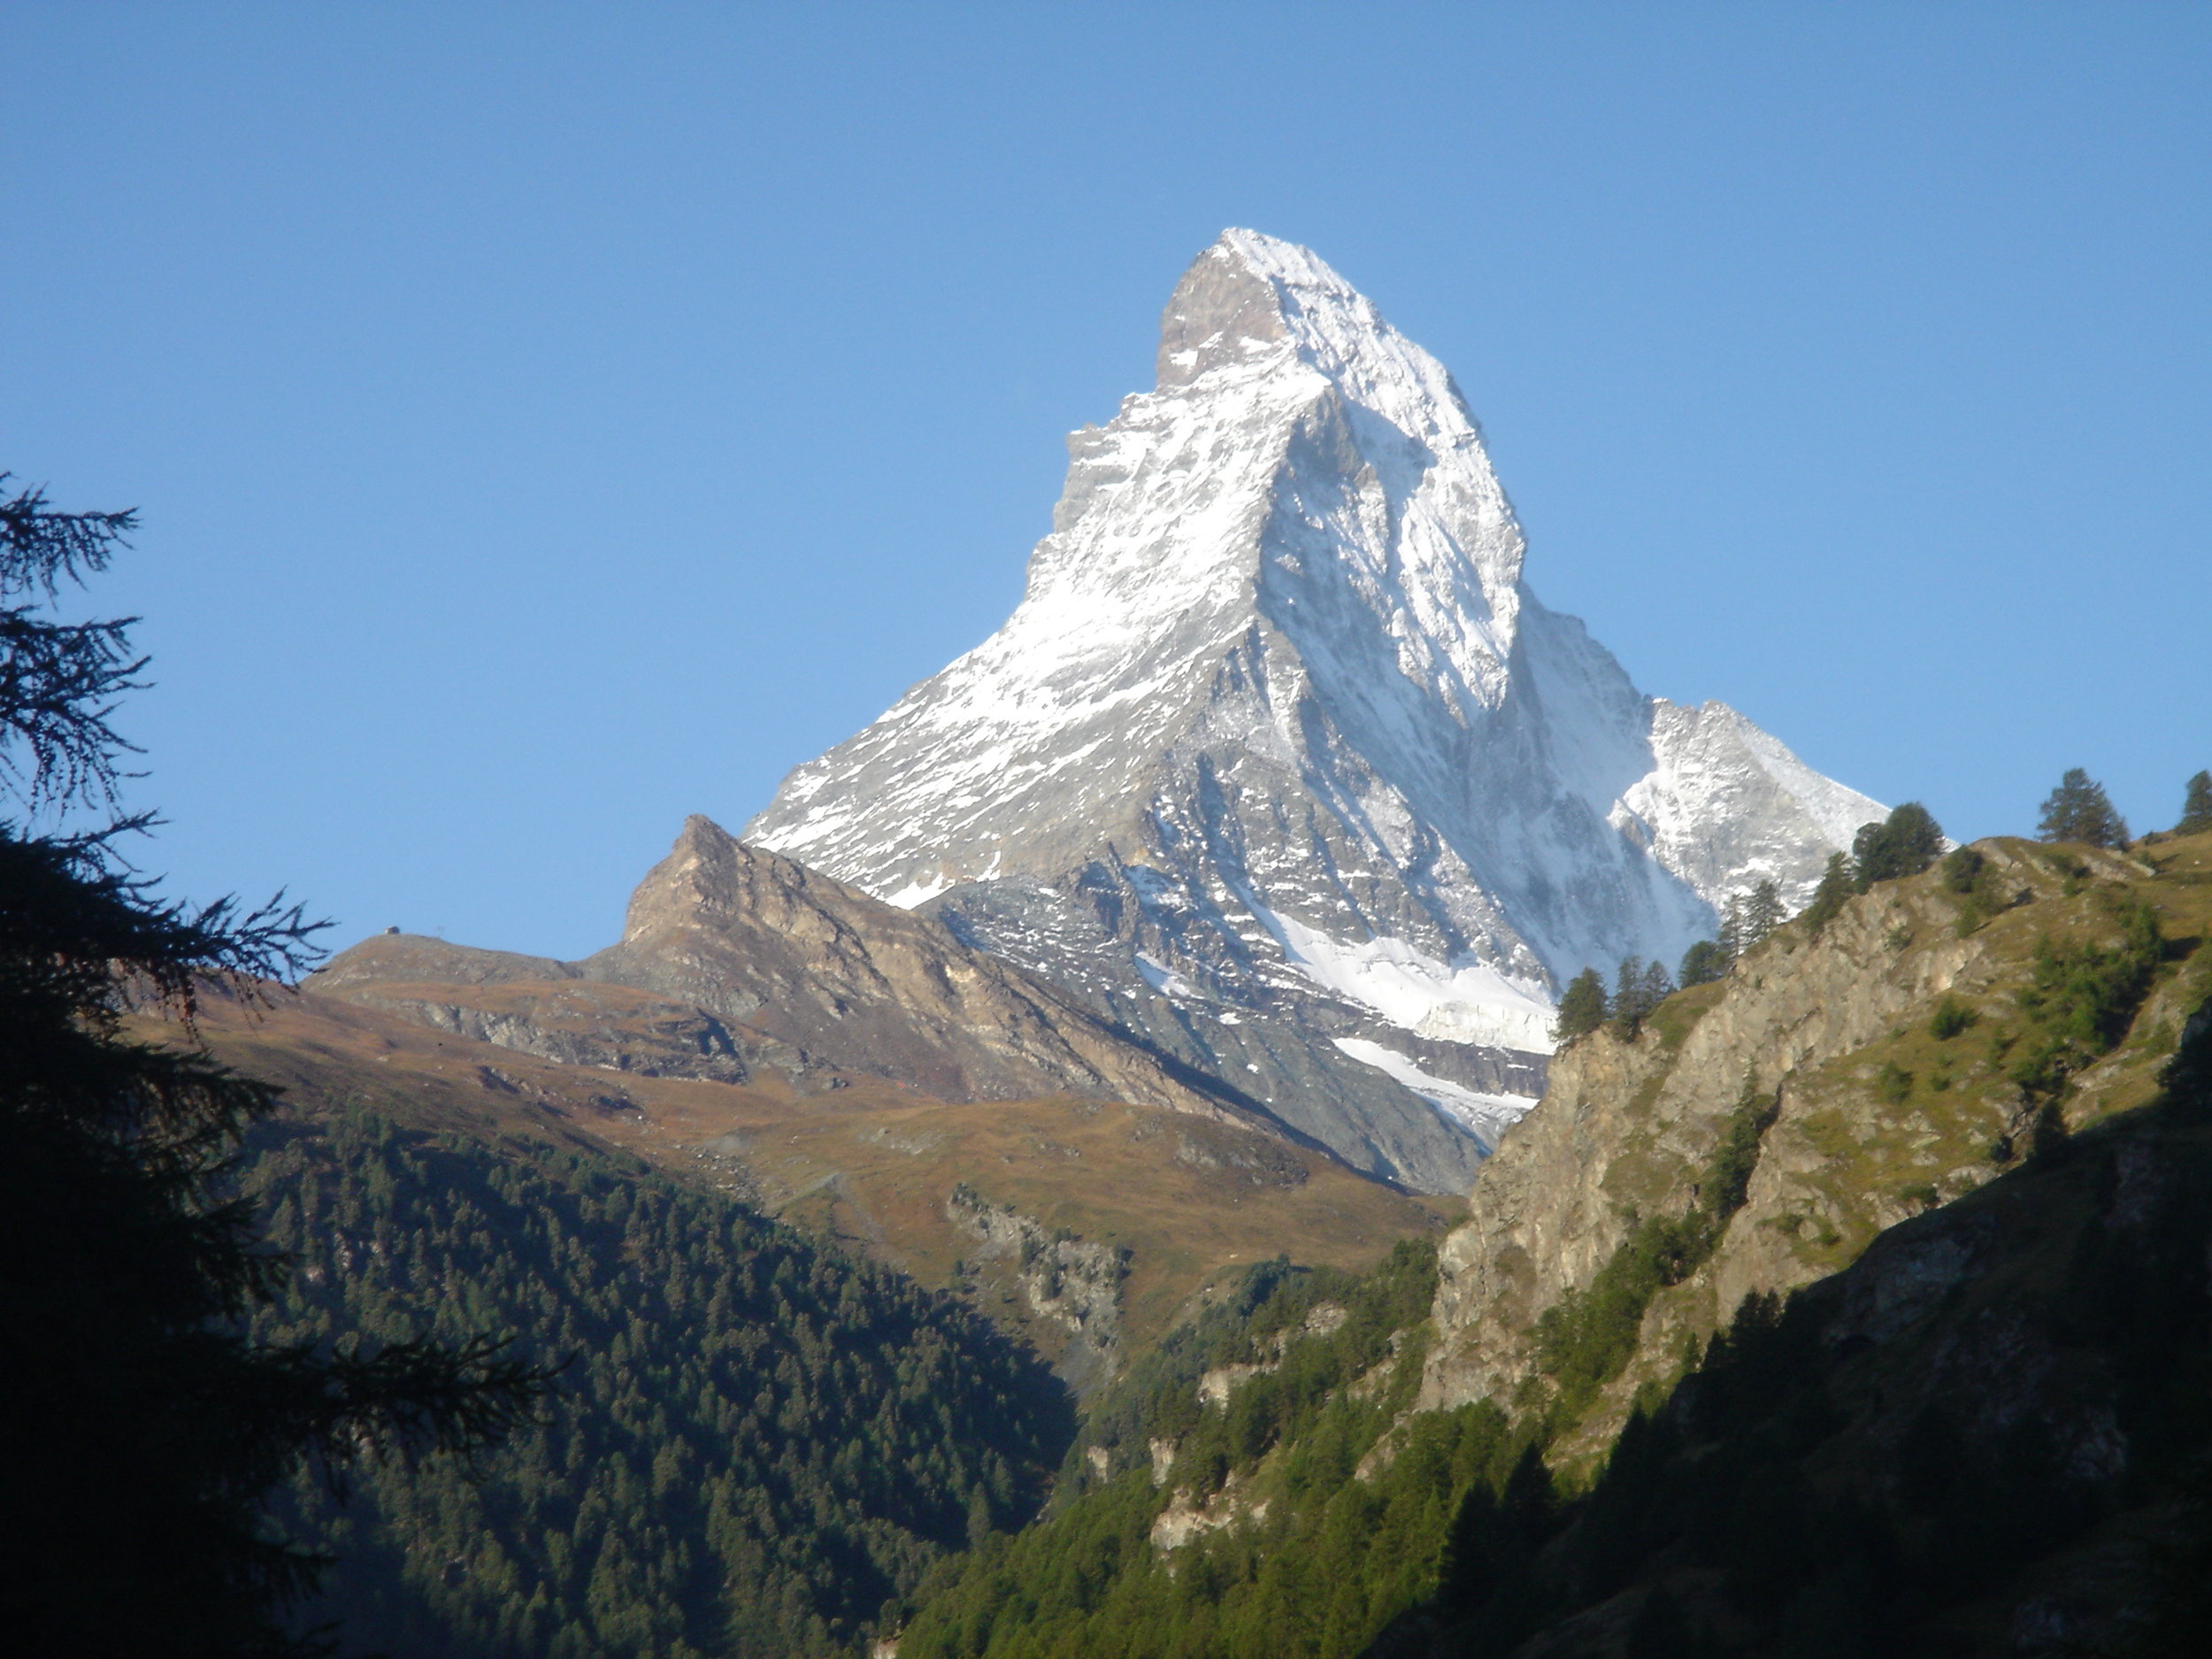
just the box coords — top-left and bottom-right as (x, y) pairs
(749, 229), (1880, 1192)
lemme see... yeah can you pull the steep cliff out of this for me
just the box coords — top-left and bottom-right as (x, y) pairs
(1421, 831), (2212, 1458)
(1387, 988), (2212, 1658)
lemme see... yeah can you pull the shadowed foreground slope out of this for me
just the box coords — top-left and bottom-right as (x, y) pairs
(891, 997), (2212, 1658)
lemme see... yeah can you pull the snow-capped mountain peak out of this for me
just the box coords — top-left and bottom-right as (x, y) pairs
(745, 230), (1880, 1192)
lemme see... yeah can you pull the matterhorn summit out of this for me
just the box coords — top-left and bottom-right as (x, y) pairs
(749, 230), (1879, 1191)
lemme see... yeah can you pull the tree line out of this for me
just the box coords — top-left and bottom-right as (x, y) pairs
(1555, 764), (2209, 1045)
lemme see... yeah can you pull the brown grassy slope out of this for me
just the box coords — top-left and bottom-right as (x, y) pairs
(311, 815), (1267, 1127)
(155, 982), (1447, 1386)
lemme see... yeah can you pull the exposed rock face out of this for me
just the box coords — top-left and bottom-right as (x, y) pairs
(1417, 838), (2200, 1449)
(947, 1186), (1128, 1392)
(1421, 876), (1980, 1415)
(581, 817), (1271, 1114)
(315, 817), (1279, 1130)
(748, 228), (1878, 1192)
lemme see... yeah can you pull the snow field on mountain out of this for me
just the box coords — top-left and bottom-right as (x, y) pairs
(1252, 900), (1557, 1056)
(747, 228), (1882, 1180)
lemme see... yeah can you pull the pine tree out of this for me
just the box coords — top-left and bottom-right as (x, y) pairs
(1607, 957), (1675, 1038)
(2038, 767), (2130, 848)
(1717, 897), (1746, 963)
(1850, 803), (1946, 888)
(1717, 882), (1789, 965)
(1799, 851), (1855, 935)
(0, 475), (540, 1655)
(2177, 771), (2212, 836)
(1553, 967), (1609, 1042)
(1613, 956), (1647, 1038)
(1678, 939), (1729, 988)
(1742, 880), (1785, 948)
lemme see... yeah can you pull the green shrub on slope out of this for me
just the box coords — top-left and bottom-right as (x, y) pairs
(2008, 894), (2163, 1105)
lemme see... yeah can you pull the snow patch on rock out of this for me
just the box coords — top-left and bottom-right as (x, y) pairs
(1332, 1038), (1538, 1150)
(1254, 901), (1558, 1056)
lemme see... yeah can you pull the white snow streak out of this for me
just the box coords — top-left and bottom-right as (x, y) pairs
(1255, 902), (1558, 1056)
(1330, 1039), (1536, 1151)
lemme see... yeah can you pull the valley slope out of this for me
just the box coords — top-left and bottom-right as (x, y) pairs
(887, 828), (2212, 1658)
(173, 815), (1448, 1384)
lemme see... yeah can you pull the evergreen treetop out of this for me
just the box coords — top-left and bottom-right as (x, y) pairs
(1717, 880), (1786, 967)
(1612, 956), (1646, 1038)
(2177, 771), (2212, 836)
(1799, 851), (1855, 936)
(1553, 967), (1609, 1042)
(1735, 880), (1785, 950)
(2038, 767), (2130, 848)
(1851, 802), (1946, 889)
(1678, 938), (1730, 988)
(1718, 898), (1745, 962)
(0, 474), (540, 1655)
(1608, 957), (1673, 1040)
(0, 477), (146, 809)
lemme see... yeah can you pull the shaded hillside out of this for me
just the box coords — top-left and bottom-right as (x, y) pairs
(244, 1109), (1075, 1659)
(1370, 993), (2212, 1655)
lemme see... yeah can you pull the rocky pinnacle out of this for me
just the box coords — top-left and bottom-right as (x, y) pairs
(747, 230), (1879, 1189)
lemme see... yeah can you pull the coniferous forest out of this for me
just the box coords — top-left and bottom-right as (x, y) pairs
(242, 1110), (1075, 1659)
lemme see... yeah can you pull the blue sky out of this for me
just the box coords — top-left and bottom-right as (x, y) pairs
(5, 4), (2208, 958)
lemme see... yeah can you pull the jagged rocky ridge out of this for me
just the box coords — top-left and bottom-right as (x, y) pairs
(749, 228), (1878, 1188)
(316, 816), (1262, 1120)
(312, 815), (1504, 1187)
